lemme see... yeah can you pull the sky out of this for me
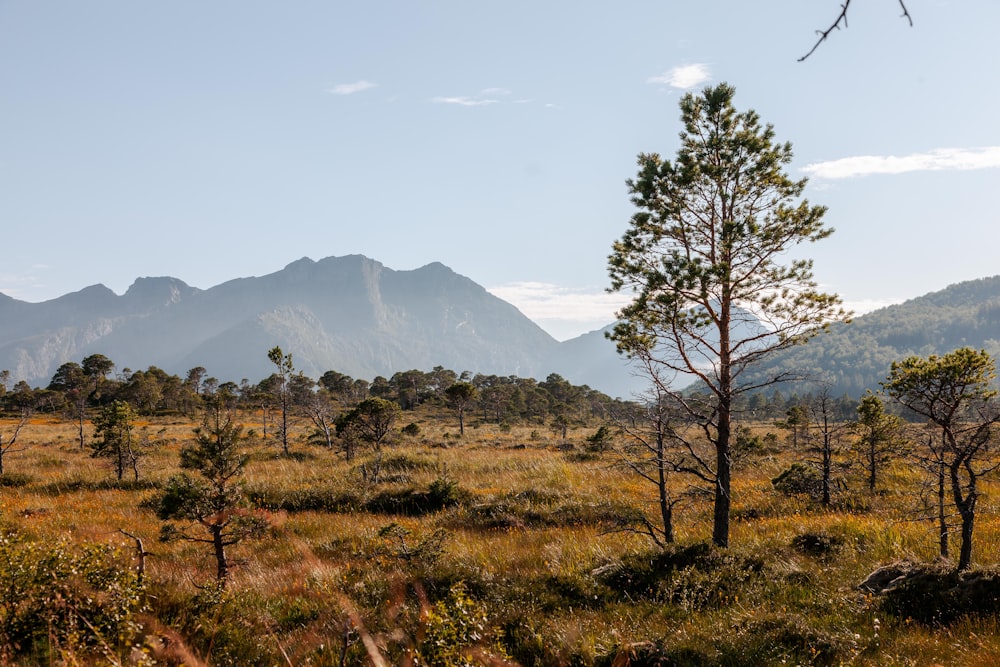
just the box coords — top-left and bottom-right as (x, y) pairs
(2, 1), (999, 341)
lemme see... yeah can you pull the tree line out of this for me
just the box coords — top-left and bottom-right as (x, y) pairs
(0, 350), (629, 444)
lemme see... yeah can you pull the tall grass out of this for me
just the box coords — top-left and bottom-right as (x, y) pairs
(3, 412), (1000, 664)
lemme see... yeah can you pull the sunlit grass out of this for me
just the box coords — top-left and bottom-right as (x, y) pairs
(4, 411), (1000, 664)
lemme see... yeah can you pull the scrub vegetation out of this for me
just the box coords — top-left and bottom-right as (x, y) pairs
(2, 369), (1000, 665)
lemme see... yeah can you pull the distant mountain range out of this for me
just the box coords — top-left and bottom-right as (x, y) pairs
(0, 255), (642, 398)
(3, 257), (999, 401)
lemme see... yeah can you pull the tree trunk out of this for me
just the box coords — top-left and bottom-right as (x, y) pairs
(213, 525), (229, 583)
(822, 430), (832, 507)
(713, 292), (733, 549)
(77, 409), (86, 449)
(713, 438), (731, 548)
(657, 436), (675, 544)
(116, 444), (125, 481)
(868, 446), (877, 492)
(952, 459), (976, 571)
(937, 458), (949, 559)
(280, 394), (289, 455)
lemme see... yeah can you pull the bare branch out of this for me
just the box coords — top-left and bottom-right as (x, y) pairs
(799, 0), (912, 62)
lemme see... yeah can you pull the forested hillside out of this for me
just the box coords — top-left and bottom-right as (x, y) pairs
(739, 276), (1000, 397)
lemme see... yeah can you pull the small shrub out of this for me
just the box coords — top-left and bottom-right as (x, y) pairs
(366, 477), (468, 516)
(732, 424), (766, 461)
(772, 463), (822, 497)
(791, 531), (845, 559)
(0, 472), (31, 487)
(723, 613), (847, 666)
(246, 485), (360, 512)
(596, 641), (712, 667)
(380, 452), (438, 472)
(880, 564), (1000, 625)
(595, 543), (764, 609)
(376, 522), (450, 566)
(585, 425), (614, 452)
(402, 422), (421, 436)
(449, 491), (637, 531)
(0, 531), (145, 664)
(411, 582), (510, 666)
(535, 573), (608, 612)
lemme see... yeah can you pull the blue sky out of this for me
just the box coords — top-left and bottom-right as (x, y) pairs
(2, 1), (999, 340)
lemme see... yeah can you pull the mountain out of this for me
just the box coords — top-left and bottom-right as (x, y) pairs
(736, 276), (1000, 397)
(0, 256), (643, 397)
(549, 324), (645, 400)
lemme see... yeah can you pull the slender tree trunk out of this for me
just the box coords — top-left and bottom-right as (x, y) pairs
(821, 426), (832, 507)
(937, 457), (949, 559)
(713, 297), (733, 548)
(458, 407), (465, 437)
(952, 459), (976, 571)
(77, 407), (86, 449)
(212, 525), (229, 583)
(280, 393), (289, 455)
(868, 446), (877, 492)
(657, 432), (675, 543)
(116, 443), (125, 481)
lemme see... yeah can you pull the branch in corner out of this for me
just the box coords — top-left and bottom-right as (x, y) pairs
(799, 0), (913, 62)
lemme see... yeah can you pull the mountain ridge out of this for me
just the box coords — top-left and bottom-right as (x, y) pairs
(735, 275), (1000, 397)
(5, 259), (998, 401)
(0, 256), (642, 398)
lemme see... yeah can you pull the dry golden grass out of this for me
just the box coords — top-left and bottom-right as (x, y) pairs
(4, 411), (1000, 665)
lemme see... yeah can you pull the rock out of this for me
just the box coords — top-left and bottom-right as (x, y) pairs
(859, 560), (916, 594)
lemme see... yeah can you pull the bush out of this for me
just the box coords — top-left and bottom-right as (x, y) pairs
(585, 425), (614, 452)
(449, 491), (638, 531)
(0, 472), (31, 487)
(412, 582), (510, 666)
(0, 531), (145, 664)
(732, 424), (767, 461)
(594, 543), (765, 609)
(880, 564), (1000, 625)
(246, 485), (360, 512)
(791, 531), (845, 559)
(772, 463), (822, 497)
(366, 476), (469, 516)
(723, 613), (847, 666)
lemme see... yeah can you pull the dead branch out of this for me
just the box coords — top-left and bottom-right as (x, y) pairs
(799, 0), (913, 62)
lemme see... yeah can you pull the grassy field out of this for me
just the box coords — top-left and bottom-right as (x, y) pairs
(2, 409), (1000, 665)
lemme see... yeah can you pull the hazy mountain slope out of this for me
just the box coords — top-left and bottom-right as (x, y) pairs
(547, 325), (644, 400)
(2, 255), (625, 390)
(0, 280), (197, 383)
(165, 256), (566, 383)
(737, 276), (1000, 397)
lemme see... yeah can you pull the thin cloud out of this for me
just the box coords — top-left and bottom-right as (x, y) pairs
(489, 282), (631, 340)
(488, 282), (630, 322)
(431, 96), (498, 107)
(803, 146), (1000, 179)
(431, 87), (517, 107)
(0, 272), (46, 300)
(328, 80), (378, 95)
(647, 63), (711, 89)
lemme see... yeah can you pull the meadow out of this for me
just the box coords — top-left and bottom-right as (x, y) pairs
(2, 407), (1000, 666)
